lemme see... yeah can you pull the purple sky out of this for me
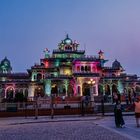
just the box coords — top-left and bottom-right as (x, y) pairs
(0, 0), (140, 75)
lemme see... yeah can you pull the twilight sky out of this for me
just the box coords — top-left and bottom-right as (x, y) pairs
(0, 0), (140, 75)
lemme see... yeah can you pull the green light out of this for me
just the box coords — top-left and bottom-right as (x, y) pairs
(118, 81), (123, 94)
(45, 80), (51, 96)
(55, 60), (60, 66)
(54, 72), (58, 76)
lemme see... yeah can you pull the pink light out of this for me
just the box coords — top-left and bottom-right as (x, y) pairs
(44, 61), (49, 68)
(70, 80), (77, 96)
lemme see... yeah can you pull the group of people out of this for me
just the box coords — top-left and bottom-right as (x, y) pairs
(114, 97), (140, 128)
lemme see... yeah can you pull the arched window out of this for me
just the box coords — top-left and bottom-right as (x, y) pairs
(87, 66), (91, 72)
(77, 66), (80, 72)
(92, 66), (96, 72)
(69, 47), (72, 51)
(34, 75), (36, 80)
(81, 66), (84, 72)
(37, 73), (42, 80)
(6, 87), (14, 99)
(112, 84), (118, 93)
(85, 66), (88, 72)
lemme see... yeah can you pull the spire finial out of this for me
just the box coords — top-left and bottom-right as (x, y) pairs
(66, 34), (69, 38)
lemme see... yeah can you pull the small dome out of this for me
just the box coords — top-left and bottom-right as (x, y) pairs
(112, 59), (122, 69)
(0, 57), (12, 73)
(1, 57), (10, 66)
(64, 34), (72, 44)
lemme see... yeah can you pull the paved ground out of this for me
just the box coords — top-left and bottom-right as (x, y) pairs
(95, 116), (140, 140)
(0, 115), (139, 140)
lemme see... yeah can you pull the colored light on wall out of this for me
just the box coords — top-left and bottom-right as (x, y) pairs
(45, 61), (49, 68)
(45, 81), (51, 96)
(118, 81), (123, 94)
(55, 60), (60, 66)
(54, 72), (58, 76)
(64, 69), (71, 75)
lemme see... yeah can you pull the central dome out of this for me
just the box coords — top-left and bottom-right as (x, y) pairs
(64, 34), (72, 44)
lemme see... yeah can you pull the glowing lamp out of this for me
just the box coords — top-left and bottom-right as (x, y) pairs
(88, 79), (95, 85)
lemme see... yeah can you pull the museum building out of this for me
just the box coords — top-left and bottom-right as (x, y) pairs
(0, 35), (140, 101)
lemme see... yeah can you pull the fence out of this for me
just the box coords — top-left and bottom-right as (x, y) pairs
(0, 97), (121, 117)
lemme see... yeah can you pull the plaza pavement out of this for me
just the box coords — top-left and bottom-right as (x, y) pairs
(0, 113), (140, 140)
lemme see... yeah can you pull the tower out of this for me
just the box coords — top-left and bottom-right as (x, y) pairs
(0, 57), (12, 73)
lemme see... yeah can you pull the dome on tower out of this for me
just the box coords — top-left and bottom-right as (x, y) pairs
(64, 34), (72, 45)
(112, 59), (122, 69)
(1, 57), (11, 66)
(0, 57), (12, 73)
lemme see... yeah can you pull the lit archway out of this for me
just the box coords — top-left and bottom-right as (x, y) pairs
(112, 84), (118, 93)
(67, 84), (74, 97)
(5, 86), (15, 99)
(82, 83), (90, 96)
(105, 84), (110, 95)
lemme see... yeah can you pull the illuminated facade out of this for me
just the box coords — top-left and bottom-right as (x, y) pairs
(0, 35), (140, 101)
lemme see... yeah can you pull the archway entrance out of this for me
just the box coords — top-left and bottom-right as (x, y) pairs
(67, 84), (74, 97)
(51, 85), (58, 96)
(112, 84), (118, 93)
(105, 85), (110, 95)
(35, 87), (44, 97)
(82, 83), (90, 96)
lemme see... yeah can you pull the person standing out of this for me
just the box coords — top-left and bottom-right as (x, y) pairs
(114, 101), (125, 128)
(126, 97), (140, 127)
(114, 92), (118, 104)
(134, 98), (140, 127)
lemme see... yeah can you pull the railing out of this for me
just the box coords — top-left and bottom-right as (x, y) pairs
(0, 95), (137, 118)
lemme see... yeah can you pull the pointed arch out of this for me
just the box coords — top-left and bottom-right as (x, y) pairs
(5, 86), (15, 99)
(112, 84), (118, 93)
(105, 84), (110, 95)
(98, 84), (103, 95)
